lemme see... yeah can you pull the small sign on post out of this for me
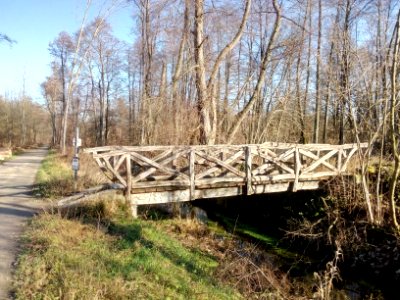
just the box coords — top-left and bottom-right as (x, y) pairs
(72, 156), (80, 171)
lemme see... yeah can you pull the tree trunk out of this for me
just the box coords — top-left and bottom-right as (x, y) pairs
(226, 0), (281, 144)
(338, 0), (352, 145)
(313, 0), (322, 143)
(388, 9), (400, 231)
(194, 0), (212, 145)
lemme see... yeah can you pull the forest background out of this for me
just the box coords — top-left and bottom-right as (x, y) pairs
(2, 0), (400, 228)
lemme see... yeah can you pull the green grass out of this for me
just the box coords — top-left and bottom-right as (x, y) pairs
(35, 150), (74, 198)
(14, 151), (288, 299)
(13, 202), (242, 300)
(214, 213), (298, 260)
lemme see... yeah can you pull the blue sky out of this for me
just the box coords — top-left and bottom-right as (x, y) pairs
(0, 0), (133, 102)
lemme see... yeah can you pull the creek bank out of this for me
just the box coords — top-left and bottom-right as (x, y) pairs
(185, 190), (397, 299)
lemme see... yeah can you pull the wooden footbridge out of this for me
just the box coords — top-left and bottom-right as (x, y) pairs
(84, 143), (367, 217)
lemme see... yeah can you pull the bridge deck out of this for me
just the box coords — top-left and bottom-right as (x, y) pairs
(84, 143), (367, 213)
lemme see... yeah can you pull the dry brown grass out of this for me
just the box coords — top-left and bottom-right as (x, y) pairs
(162, 218), (295, 299)
(69, 152), (109, 189)
(36, 150), (109, 199)
(313, 243), (343, 300)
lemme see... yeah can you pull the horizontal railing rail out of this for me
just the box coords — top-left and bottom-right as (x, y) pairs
(84, 143), (368, 199)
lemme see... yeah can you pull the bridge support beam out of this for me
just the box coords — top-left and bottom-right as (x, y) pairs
(130, 201), (138, 219)
(126, 193), (138, 219)
(124, 153), (138, 218)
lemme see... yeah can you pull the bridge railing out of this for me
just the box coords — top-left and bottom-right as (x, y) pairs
(84, 143), (368, 198)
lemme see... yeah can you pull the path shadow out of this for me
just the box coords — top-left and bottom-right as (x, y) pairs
(0, 206), (34, 218)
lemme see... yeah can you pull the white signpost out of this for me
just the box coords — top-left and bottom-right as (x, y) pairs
(72, 127), (80, 191)
(73, 137), (82, 147)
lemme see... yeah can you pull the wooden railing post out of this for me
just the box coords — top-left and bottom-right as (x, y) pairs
(189, 149), (195, 200)
(337, 147), (343, 174)
(125, 154), (137, 218)
(293, 147), (301, 192)
(245, 146), (252, 195)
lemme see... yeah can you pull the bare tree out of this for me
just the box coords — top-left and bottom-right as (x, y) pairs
(313, 0), (322, 143)
(388, 7), (400, 230)
(194, 0), (252, 145)
(49, 32), (74, 151)
(226, 0), (281, 144)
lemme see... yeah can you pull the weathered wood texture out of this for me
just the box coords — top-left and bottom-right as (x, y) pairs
(84, 143), (367, 205)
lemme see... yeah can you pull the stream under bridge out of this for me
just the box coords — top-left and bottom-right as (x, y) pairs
(84, 142), (368, 217)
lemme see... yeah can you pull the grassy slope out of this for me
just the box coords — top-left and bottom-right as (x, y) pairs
(13, 210), (242, 299)
(35, 150), (73, 198)
(13, 152), (243, 299)
(15, 150), (310, 299)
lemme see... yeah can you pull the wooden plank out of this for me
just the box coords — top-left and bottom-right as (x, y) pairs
(123, 145), (242, 152)
(189, 150), (195, 200)
(297, 143), (367, 150)
(253, 174), (295, 183)
(255, 172), (335, 182)
(133, 181), (322, 205)
(278, 148), (296, 161)
(125, 154), (132, 199)
(94, 150), (129, 159)
(293, 148), (301, 192)
(337, 148), (343, 174)
(130, 203), (138, 219)
(196, 150), (244, 179)
(95, 158), (114, 181)
(134, 187), (243, 205)
(84, 146), (121, 153)
(252, 167), (284, 176)
(301, 149), (338, 174)
(131, 180), (189, 189)
(245, 146), (252, 195)
(114, 155), (126, 172)
(134, 189), (191, 205)
(58, 189), (118, 208)
(298, 171), (337, 180)
(261, 147), (295, 161)
(252, 152), (295, 175)
(130, 151), (188, 179)
(195, 151), (246, 178)
(147, 175), (187, 181)
(253, 174), (292, 182)
(253, 181), (320, 194)
(196, 177), (245, 186)
(340, 147), (358, 172)
(299, 149), (338, 173)
(84, 142), (368, 155)
(103, 157), (127, 187)
(131, 149), (188, 183)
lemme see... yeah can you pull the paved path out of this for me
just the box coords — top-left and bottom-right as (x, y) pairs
(0, 148), (48, 299)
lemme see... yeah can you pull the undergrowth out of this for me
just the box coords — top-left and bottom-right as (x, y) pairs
(35, 150), (107, 198)
(35, 150), (73, 198)
(13, 201), (245, 299)
(20, 150), (363, 299)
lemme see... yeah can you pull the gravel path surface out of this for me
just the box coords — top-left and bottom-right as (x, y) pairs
(0, 148), (48, 299)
